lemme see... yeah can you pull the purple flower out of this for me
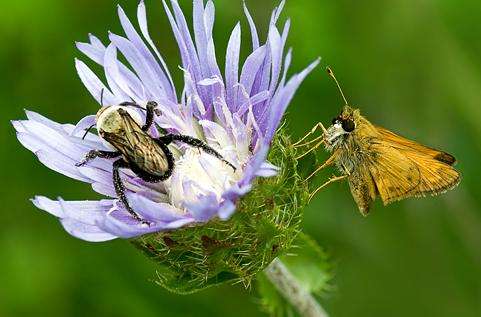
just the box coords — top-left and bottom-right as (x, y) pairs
(12, 0), (318, 242)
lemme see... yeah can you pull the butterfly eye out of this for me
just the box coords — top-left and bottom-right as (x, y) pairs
(341, 119), (355, 132)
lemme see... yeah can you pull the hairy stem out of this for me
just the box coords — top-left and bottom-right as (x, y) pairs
(264, 258), (329, 317)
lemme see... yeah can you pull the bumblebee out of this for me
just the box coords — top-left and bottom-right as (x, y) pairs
(77, 101), (235, 223)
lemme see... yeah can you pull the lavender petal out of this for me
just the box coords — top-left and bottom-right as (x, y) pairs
(75, 59), (118, 105)
(225, 23), (241, 111)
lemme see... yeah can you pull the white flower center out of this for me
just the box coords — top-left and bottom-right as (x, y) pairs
(165, 148), (240, 211)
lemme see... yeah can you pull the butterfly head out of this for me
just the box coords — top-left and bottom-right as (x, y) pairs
(325, 106), (361, 149)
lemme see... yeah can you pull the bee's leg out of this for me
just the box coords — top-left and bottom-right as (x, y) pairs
(76, 150), (121, 167)
(158, 134), (237, 171)
(119, 101), (140, 108)
(309, 174), (348, 202)
(153, 139), (176, 180)
(293, 122), (328, 147)
(306, 154), (337, 181)
(142, 101), (160, 131)
(112, 159), (148, 224)
(119, 101), (160, 131)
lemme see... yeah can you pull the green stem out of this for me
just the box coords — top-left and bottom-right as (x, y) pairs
(264, 258), (329, 317)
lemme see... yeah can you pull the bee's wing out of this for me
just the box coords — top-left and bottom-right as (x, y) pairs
(116, 115), (170, 174)
(101, 131), (132, 152)
(367, 127), (460, 205)
(101, 114), (144, 154)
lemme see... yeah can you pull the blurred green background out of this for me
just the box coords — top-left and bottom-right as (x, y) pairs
(1, 0), (481, 316)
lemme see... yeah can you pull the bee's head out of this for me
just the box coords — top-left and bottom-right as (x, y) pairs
(325, 106), (360, 148)
(95, 104), (142, 135)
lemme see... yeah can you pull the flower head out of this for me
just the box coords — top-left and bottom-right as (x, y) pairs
(12, 0), (318, 242)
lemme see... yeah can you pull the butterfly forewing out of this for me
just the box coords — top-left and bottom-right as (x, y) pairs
(367, 127), (460, 205)
(376, 127), (456, 165)
(366, 139), (421, 204)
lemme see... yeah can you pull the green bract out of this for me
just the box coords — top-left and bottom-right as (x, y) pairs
(132, 130), (310, 294)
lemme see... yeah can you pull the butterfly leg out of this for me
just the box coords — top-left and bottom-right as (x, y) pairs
(112, 159), (149, 224)
(309, 174), (348, 202)
(341, 163), (351, 176)
(295, 135), (325, 149)
(75, 150), (121, 167)
(306, 154), (337, 181)
(293, 122), (328, 147)
(296, 139), (326, 160)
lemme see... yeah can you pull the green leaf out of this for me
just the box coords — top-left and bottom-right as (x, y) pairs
(257, 273), (294, 317)
(257, 233), (331, 316)
(281, 233), (331, 295)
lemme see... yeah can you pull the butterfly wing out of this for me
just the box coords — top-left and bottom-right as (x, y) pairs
(376, 126), (456, 165)
(365, 139), (421, 205)
(366, 127), (460, 205)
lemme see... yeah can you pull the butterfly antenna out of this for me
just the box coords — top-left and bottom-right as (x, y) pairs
(327, 67), (349, 106)
(81, 124), (96, 140)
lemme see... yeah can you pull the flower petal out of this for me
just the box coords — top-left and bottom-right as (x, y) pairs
(100, 209), (194, 239)
(32, 196), (117, 242)
(76, 41), (104, 65)
(243, 1), (259, 50)
(108, 32), (164, 100)
(218, 200), (236, 220)
(118, 4), (175, 102)
(61, 218), (117, 242)
(240, 46), (267, 96)
(75, 58), (118, 105)
(268, 25), (283, 93)
(31, 196), (66, 218)
(225, 23), (241, 111)
(127, 194), (186, 222)
(37, 150), (90, 182)
(184, 193), (219, 222)
(137, 0), (177, 102)
(255, 162), (279, 177)
(263, 58), (320, 143)
(104, 44), (132, 102)
(70, 115), (96, 138)
(168, 0), (202, 82)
